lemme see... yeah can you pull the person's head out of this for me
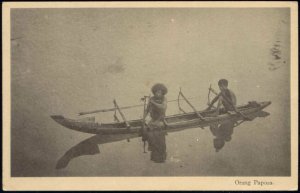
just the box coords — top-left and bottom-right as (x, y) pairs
(214, 138), (225, 152)
(151, 83), (168, 98)
(218, 79), (229, 91)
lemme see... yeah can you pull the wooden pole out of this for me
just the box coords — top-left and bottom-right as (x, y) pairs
(209, 87), (219, 96)
(179, 89), (205, 120)
(113, 99), (131, 129)
(78, 96), (202, 116)
(141, 96), (148, 153)
(78, 104), (142, 115)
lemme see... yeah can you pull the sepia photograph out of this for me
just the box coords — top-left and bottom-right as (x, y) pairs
(2, 1), (298, 191)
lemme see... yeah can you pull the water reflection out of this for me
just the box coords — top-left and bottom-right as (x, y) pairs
(210, 121), (235, 152)
(210, 111), (270, 152)
(56, 111), (270, 169)
(146, 130), (167, 163)
(56, 133), (139, 169)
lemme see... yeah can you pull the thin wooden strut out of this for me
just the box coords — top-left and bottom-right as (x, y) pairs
(179, 88), (205, 120)
(113, 99), (131, 129)
(113, 106), (120, 123)
(177, 90), (187, 114)
(208, 84), (216, 109)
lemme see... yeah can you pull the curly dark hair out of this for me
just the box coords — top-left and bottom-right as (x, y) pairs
(151, 83), (168, 95)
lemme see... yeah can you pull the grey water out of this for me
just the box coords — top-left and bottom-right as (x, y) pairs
(10, 8), (290, 176)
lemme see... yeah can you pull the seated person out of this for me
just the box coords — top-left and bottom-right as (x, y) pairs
(207, 79), (251, 120)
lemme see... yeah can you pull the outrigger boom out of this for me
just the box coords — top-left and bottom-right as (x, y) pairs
(78, 89), (202, 116)
(51, 87), (271, 135)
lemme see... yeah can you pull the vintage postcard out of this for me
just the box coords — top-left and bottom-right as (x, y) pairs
(2, 1), (298, 191)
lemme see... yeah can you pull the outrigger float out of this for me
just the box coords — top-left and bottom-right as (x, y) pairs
(51, 87), (271, 135)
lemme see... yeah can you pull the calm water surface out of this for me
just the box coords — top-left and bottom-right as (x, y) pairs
(11, 8), (290, 176)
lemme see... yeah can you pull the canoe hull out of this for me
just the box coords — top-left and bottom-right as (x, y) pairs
(51, 101), (271, 135)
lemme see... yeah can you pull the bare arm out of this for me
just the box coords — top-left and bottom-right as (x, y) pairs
(225, 91), (251, 120)
(150, 97), (167, 110)
(207, 94), (220, 110)
(230, 91), (238, 111)
(230, 90), (237, 106)
(143, 102), (151, 119)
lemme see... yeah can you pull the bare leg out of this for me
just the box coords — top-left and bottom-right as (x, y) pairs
(211, 98), (221, 117)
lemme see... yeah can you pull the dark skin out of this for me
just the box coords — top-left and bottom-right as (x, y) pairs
(143, 89), (168, 125)
(144, 90), (166, 117)
(141, 89), (168, 146)
(207, 84), (236, 111)
(207, 84), (252, 121)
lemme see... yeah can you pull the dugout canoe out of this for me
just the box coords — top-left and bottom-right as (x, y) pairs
(51, 101), (271, 135)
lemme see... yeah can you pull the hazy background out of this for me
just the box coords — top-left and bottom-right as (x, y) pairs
(11, 8), (290, 176)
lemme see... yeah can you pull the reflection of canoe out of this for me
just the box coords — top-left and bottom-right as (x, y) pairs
(55, 109), (270, 169)
(51, 101), (271, 135)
